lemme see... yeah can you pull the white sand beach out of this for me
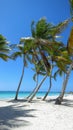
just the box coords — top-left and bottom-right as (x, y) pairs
(0, 95), (73, 130)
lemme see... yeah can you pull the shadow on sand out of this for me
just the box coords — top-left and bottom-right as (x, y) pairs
(0, 99), (36, 130)
(45, 98), (73, 107)
(61, 99), (73, 107)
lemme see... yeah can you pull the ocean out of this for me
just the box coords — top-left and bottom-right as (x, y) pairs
(0, 91), (60, 99)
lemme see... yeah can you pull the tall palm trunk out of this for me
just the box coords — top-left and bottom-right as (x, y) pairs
(28, 75), (47, 102)
(55, 63), (73, 104)
(42, 75), (52, 100)
(26, 53), (39, 100)
(26, 72), (39, 99)
(14, 56), (25, 100)
(42, 63), (52, 100)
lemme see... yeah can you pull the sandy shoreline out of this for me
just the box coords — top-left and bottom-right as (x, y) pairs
(0, 95), (73, 130)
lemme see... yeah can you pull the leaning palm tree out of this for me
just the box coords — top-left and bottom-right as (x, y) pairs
(11, 44), (25, 100)
(42, 43), (71, 100)
(0, 34), (10, 61)
(55, 0), (73, 104)
(22, 19), (53, 101)
(42, 71), (52, 101)
(26, 57), (45, 99)
(55, 28), (73, 104)
(13, 38), (40, 100)
(28, 75), (47, 102)
(27, 59), (49, 102)
(20, 18), (70, 102)
(11, 43), (32, 100)
(37, 18), (71, 101)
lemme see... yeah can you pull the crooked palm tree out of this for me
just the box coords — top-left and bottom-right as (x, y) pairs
(42, 68), (52, 101)
(21, 19), (54, 102)
(24, 41), (49, 102)
(11, 43), (33, 100)
(13, 37), (41, 100)
(11, 44), (25, 100)
(55, 28), (73, 104)
(27, 59), (48, 102)
(24, 18), (70, 102)
(55, 0), (73, 104)
(39, 19), (71, 101)
(42, 43), (72, 100)
(26, 57), (46, 100)
(37, 18), (71, 101)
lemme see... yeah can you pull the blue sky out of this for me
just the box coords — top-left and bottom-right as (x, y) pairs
(0, 0), (73, 92)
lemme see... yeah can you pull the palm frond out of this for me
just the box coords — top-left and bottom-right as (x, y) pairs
(0, 34), (10, 61)
(0, 53), (9, 61)
(11, 52), (22, 60)
(50, 19), (70, 36)
(53, 69), (63, 80)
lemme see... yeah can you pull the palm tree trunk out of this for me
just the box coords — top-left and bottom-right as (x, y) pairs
(26, 73), (39, 99)
(14, 56), (25, 100)
(42, 63), (52, 100)
(28, 75), (47, 102)
(42, 75), (52, 100)
(55, 63), (73, 104)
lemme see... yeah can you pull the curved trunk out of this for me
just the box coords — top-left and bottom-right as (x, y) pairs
(55, 63), (73, 105)
(14, 56), (25, 100)
(40, 50), (51, 73)
(26, 73), (39, 99)
(42, 75), (52, 100)
(42, 63), (52, 100)
(28, 75), (47, 102)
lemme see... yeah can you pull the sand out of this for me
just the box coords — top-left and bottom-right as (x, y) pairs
(0, 95), (73, 130)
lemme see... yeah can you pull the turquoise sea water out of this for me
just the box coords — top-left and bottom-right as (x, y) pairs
(0, 91), (60, 99)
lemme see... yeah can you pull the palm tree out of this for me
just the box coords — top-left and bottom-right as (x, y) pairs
(54, 45), (72, 104)
(26, 58), (44, 100)
(40, 21), (72, 100)
(55, 28), (73, 104)
(20, 18), (70, 102)
(55, 64), (73, 105)
(55, 0), (73, 104)
(11, 44), (25, 100)
(15, 54), (26, 100)
(42, 73), (52, 101)
(28, 75), (47, 102)
(13, 37), (40, 100)
(42, 43), (71, 100)
(11, 43), (32, 100)
(27, 56), (49, 102)
(20, 19), (53, 101)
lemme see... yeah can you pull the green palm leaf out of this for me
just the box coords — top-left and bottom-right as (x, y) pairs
(0, 34), (10, 61)
(0, 53), (9, 61)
